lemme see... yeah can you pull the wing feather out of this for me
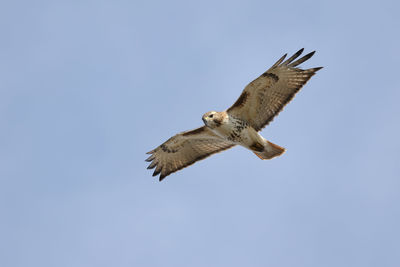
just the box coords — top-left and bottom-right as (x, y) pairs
(227, 49), (322, 131)
(146, 126), (235, 181)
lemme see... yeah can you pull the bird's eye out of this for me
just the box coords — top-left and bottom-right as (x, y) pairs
(209, 114), (214, 118)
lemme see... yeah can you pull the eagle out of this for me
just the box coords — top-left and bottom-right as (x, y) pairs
(146, 48), (322, 181)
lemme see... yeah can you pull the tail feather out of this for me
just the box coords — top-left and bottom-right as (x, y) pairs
(253, 141), (285, 160)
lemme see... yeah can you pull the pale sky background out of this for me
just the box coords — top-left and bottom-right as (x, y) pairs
(1, 0), (400, 267)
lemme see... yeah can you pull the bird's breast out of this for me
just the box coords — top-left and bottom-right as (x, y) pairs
(212, 116), (252, 144)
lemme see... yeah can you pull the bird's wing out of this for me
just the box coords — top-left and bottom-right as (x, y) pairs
(227, 48), (322, 131)
(146, 126), (235, 181)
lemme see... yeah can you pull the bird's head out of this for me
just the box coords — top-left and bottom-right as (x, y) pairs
(202, 111), (223, 129)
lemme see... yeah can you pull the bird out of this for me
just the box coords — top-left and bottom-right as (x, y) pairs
(146, 48), (322, 181)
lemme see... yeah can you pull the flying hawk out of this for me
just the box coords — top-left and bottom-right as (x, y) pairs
(146, 48), (322, 181)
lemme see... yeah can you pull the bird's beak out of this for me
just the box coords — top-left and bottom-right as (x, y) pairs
(202, 117), (206, 124)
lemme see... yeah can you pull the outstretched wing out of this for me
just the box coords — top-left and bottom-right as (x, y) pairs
(146, 126), (235, 181)
(227, 48), (322, 131)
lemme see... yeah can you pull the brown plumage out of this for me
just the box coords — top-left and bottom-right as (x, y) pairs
(146, 127), (234, 180)
(227, 48), (322, 131)
(146, 48), (322, 181)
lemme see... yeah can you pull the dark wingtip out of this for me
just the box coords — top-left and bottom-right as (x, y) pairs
(152, 169), (161, 177)
(147, 164), (156, 170)
(271, 53), (288, 68)
(307, 66), (323, 73)
(145, 154), (155, 162)
(159, 174), (166, 181)
(303, 51), (316, 60)
(282, 48), (305, 66)
(288, 50), (317, 67)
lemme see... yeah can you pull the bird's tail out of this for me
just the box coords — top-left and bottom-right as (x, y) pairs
(253, 141), (285, 160)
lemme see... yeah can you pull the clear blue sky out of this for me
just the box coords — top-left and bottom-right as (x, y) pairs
(1, 1), (399, 266)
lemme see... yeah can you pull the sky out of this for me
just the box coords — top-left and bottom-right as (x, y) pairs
(1, 0), (400, 266)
